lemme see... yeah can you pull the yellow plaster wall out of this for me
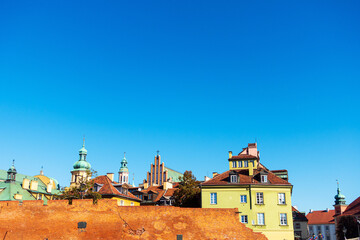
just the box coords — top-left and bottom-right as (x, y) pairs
(202, 185), (294, 240)
(111, 197), (140, 206)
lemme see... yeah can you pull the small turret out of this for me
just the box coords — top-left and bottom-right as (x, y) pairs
(334, 180), (347, 216)
(118, 152), (129, 184)
(6, 160), (17, 183)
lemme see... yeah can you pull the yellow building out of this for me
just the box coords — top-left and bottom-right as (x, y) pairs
(201, 143), (294, 240)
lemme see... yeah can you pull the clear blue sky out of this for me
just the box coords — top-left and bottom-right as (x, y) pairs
(0, 1), (359, 213)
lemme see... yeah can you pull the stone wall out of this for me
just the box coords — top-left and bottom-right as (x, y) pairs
(0, 199), (267, 240)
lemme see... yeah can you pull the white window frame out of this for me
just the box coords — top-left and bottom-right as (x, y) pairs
(280, 213), (287, 225)
(256, 192), (264, 204)
(261, 175), (268, 183)
(210, 193), (217, 205)
(257, 213), (265, 225)
(230, 175), (237, 183)
(240, 195), (247, 203)
(278, 193), (286, 205)
(238, 161), (242, 167)
(244, 161), (248, 167)
(241, 215), (248, 223)
(120, 200), (124, 206)
(232, 161), (237, 168)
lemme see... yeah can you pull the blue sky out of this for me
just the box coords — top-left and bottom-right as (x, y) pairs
(0, 1), (359, 212)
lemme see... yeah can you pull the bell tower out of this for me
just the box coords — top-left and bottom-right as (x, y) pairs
(118, 152), (129, 184)
(70, 138), (92, 187)
(334, 180), (347, 216)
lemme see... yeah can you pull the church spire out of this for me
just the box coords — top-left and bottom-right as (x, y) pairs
(334, 180), (346, 205)
(118, 152), (129, 184)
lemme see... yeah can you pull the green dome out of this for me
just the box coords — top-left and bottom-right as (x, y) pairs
(73, 160), (91, 170)
(8, 165), (17, 173)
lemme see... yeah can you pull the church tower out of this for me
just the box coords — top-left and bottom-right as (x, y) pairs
(70, 139), (92, 187)
(118, 153), (129, 184)
(334, 181), (347, 216)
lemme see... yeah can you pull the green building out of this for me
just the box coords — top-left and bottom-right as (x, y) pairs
(0, 161), (61, 204)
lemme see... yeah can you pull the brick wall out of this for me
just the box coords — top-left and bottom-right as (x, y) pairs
(0, 199), (267, 240)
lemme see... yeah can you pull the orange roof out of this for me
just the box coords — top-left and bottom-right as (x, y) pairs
(229, 154), (257, 160)
(202, 168), (291, 186)
(343, 196), (360, 216)
(93, 175), (141, 202)
(306, 210), (335, 225)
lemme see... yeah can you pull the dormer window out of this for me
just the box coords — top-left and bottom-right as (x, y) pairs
(229, 170), (238, 183)
(260, 170), (268, 183)
(232, 161), (236, 168)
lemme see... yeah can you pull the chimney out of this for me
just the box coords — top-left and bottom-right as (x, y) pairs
(228, 151), (232, 159)
(248, 143), (257, 157)
(309, 209), (313, 213)
(212, 172), (218, 178)
(204, 176), (211, 182)
(107, 173), (114, 182)
(326, 208), (329, 212)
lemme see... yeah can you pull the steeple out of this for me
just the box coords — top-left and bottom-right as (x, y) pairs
(334, 180), (346, 205)
(6, 160), (17, 182)
(70, 139), (91, 186)
(118, 152), (129, 184)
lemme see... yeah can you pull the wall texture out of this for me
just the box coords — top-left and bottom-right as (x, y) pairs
(0, 199), (267, 240)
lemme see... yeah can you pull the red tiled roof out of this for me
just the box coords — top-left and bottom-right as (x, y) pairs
(229, 154), (257, 160)
(306, 210), (335, 225)
(93, 175), (141, 202)
(164, 188), (177, 197)
(201, 168), (291, 186)
(271, 169), (288, 173)
(342, 196), (360, 216)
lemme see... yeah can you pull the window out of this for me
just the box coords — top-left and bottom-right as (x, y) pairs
(295, 223), (301, 229)
(280, 213), (287, 225)
(232, 161), (237, 168)
(238, 161), (242, 167)
(37, 194), (42, 200)
(240, 195), (247, 203)
(317, 226), (321, 232)
(309, 226), (313, 233)
(241, 215), (248, 223)
(244, 161), (248, 167)
(130, 202), (134, 206)
(257, 213), (265, 225)
(325, 225), (329, 231)
(278, 193), (286, 204)
(261, 175), (268, 183)
(256, 192), (264, 204)
(120, 200), (124, 206)
(230, 175), (237, 183)
(210, 193), (217, 205)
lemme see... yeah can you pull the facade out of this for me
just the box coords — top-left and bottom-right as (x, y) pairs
(201, 143), (294, 240)
(293, 206), (309, 240)
(70, 140), (91, 187)
(306, 209), (336, 240)
(93, 174), (141, 206)
(145, 152), (183, 187)
(0, 161), (61, 204)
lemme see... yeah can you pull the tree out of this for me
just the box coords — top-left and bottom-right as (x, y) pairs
(336, 215), (359, 240)
(173, 170), (201, 207)
(60, 170), (101, 204)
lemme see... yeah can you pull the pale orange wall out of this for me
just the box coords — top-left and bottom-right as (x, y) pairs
(0, 199), (267, 240)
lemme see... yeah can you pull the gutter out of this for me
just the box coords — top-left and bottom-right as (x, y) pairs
(249, 184), (252, 210)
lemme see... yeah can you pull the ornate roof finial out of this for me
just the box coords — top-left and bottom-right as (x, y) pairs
(124, 152), (126, 158)
(157, 150), (160, 156)
(83, 135), (85, 147)
(12, 159), (15, 167)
